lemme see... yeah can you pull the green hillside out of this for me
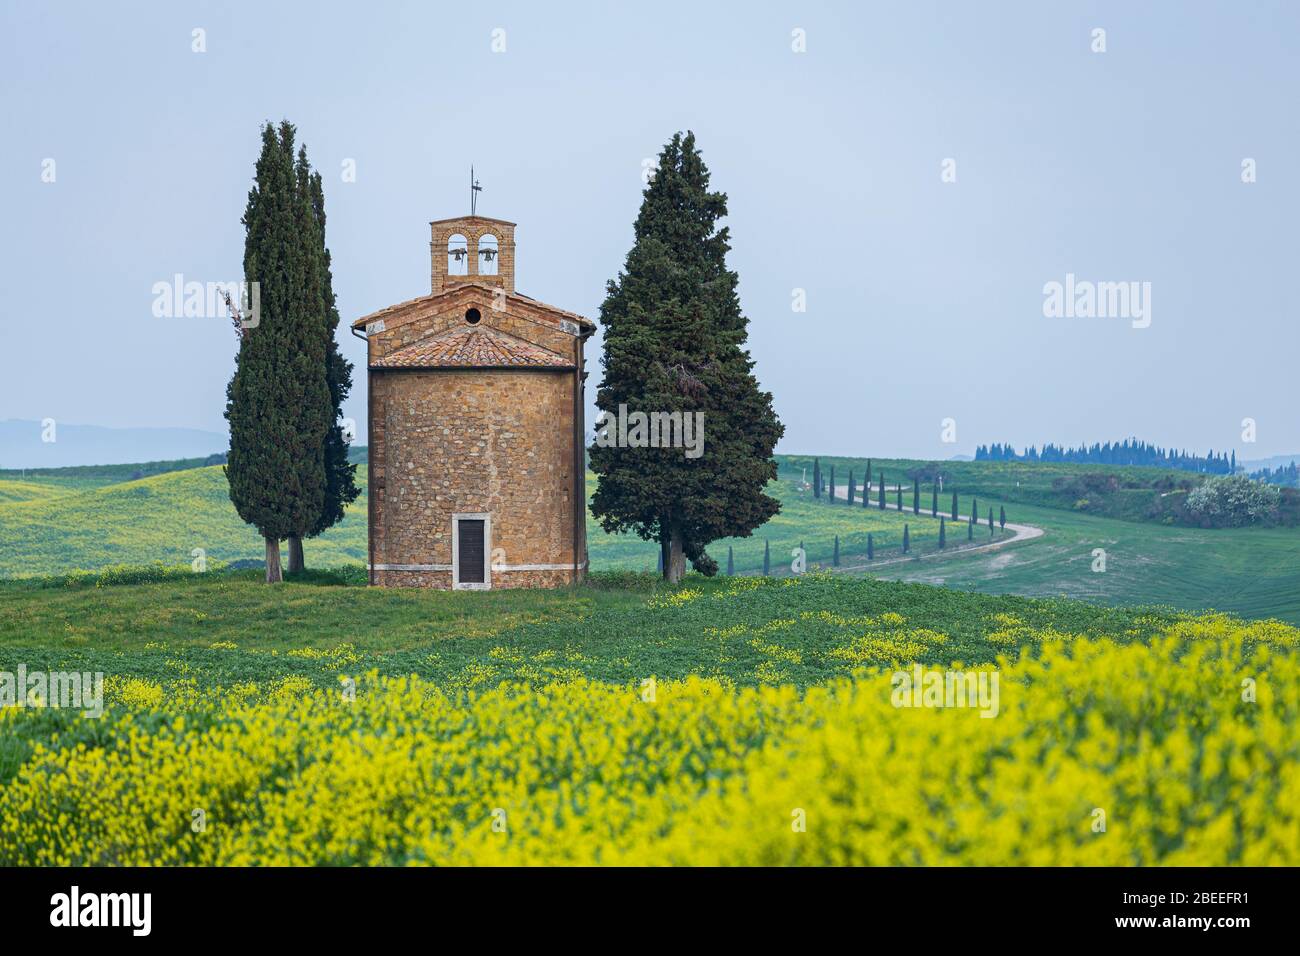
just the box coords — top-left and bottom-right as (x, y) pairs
(2, 455), (1299, 623)
(0, 466), (367, 575)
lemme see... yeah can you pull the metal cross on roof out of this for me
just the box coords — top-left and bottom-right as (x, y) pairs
(470, 166), (482, 216)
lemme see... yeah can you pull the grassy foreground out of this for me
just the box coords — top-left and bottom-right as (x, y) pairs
(0, 572), (1297, 865)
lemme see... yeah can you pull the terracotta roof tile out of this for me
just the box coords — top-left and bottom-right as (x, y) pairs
(372, 324), (573, 369)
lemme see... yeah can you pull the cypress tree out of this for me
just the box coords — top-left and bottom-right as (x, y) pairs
(847, 470), (855, 506)
(951, 490), (959, 521)
(833, 534), (840, 566)
(590, 132), (784, 583)
(296, 156), (359, 570)
(225, 121), (332, 584)
(867, 533), (874, 560)
(999, 506), (1006, 530)
(727, 545), (734, 575)
(762, 539), (770, 576)
(912, 477), (919, 515)
(939, 517), (946, 549)
(896, 485), (902, 511)
(828, 465), (835, 503)
(989, 507), (995, 535)
(878, 474), (885, 510)
(903, 523), (910, 553)
(968, 513), (974, 540)
(865, 459), (872, 488)
(812, 458), (821, 498)
(971, 497), (978, 526)
(931, 484), (938, 518)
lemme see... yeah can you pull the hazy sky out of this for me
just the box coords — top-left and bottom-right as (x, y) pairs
(3, 0), (1297, 459)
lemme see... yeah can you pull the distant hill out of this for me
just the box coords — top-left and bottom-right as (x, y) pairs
(0, 419), (225, 469)
(1241, 454), (1300, 472)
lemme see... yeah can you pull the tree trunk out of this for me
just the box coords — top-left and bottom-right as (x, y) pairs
(287, 535), (304, 574)
(666, 523), (687, 584)
(265, 536), (283, 584)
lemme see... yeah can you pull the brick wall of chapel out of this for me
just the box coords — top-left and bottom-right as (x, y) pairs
(369, 368), (580, 587)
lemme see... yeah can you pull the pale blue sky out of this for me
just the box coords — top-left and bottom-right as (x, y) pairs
(2, 0), (1297, 459)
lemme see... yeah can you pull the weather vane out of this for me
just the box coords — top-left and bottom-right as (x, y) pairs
(470, 165), (482, 216)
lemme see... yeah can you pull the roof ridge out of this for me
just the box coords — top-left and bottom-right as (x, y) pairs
(353, 283), (594, 331)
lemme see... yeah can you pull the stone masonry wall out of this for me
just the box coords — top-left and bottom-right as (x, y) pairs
(369, 367), (580, 589)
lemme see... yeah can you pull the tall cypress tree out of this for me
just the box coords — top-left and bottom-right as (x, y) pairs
(590, 132), (783, 583)
(931, 484), (938, 518)
(951, 490), (958, 521)
(896, 485), (902, 511)
(912, 477), (919, 514)
(294, 156), (359, 570)
(999, 506), (1006, 530)
(878, 474), (885, 510)
(847, 470), (855, 506)
(903, 524), (910, 553)
(225, 121), (332, 583)
(812, 458), (821, 498)
(939, 517), (946, 549)
(828, 465), (836, 503)
(989, 507), (995, 534)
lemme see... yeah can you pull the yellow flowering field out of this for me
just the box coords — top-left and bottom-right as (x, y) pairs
(2, 626), (1296, 866)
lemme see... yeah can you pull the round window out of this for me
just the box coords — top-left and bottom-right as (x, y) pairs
(465, 308), (481, 325)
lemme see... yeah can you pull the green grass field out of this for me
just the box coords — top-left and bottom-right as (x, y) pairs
(0, 570), (1194, 693)
(1, 452), (1298, 622)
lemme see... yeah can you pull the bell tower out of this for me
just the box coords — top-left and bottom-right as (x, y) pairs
(429, 215), (516, 295)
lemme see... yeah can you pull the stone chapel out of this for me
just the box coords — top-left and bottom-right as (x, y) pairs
(351, 212), (594, 588)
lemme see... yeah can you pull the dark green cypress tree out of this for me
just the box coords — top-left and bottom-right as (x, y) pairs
(867, 533), (874, 560)
(833, 535), (840, 566)
(989, 507), (995, 535)
(847, 470), (855, 506)
(865, 459), (872, 488)
(939, 517), (946, 549)
(951, 490), (958, 521)
(896, 485), (902, 511)
(589, 132), (783, 583)
(762, 539), (770, 576)
(903, 523), (910, 553)
(912, 477), (919, 515)
(1000, 506), (1006, 530)
(296, 157), (359, 569)
(812, 458), (821, 498)
(828, 465), (836, 503)
(878, 474), (885, 510)
(971, 497), (978, 526)
(225, 121), (332, 584)
(931, 484), (938, 518)
(727, 545), (734, 575)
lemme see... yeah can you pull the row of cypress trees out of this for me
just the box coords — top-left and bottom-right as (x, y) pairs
(224, 121), (359, 583)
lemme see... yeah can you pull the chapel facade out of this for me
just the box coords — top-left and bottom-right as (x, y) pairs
(351, 213), (594, 588)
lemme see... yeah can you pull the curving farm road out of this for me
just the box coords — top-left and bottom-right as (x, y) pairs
(822, 482), (1044, 572)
